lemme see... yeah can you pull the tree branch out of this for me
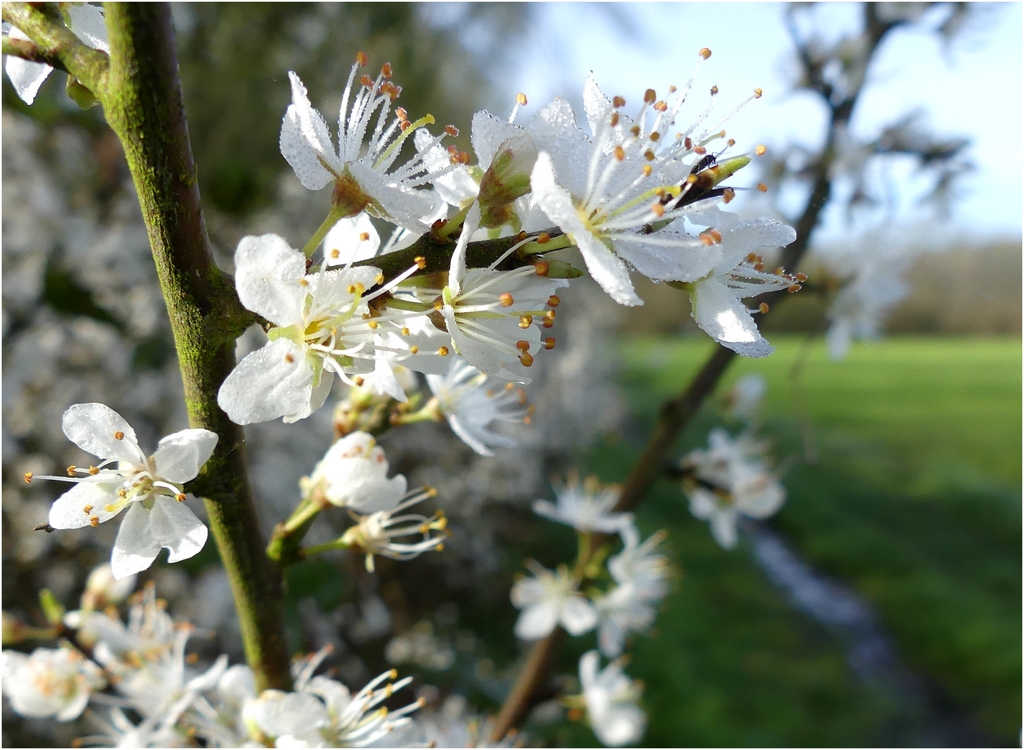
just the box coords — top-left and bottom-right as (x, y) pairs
(2, 2), (108, 92)
(99, 3), (291, 692)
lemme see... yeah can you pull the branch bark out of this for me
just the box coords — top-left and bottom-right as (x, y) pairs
(97, 3), (290, 692)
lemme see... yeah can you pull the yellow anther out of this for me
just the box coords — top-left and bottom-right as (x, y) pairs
(643, 88), (656, 104)
(114, 431), (125, 440)
(642, 164), (653, 176)
(23, 472), (32, 483)
(756, 182), (768, 193)
(759, 302), (770, 314)
(544, 337), (556, 350)
(356, 51), (369, 67)
(547, 295), (560, 307)
(534, 260), (550, 276)
(710, 85), (719, 96)
(516, 92), (528, 106)
(537, 232), (551, 244)
(444, 124), (459, 137)
(89, 517), (99, 527)
(438, 346), (450, 356)
(755, 144), (767, 156)
(515, 340), (530, 351)
(176, 493), (187, 502)
(613, 146), (625, 161)
(82, 505), (93, 514)
(650, 203), (665, 218)
(67, 466), (77, 476)
(401, 327), (410, 335)
(723, 188), (736, 204)
(499, 293), (515, 307)
(410, 345), (419, 354)
(753, 87), (763, 98)
(415, 256), (427, 269)
(699, 47), (712, 59)
(519, 352), (534, 367)
(518, 315), (533, 329)
(284, 353), (295, 364)
(368, 320), (379, 329)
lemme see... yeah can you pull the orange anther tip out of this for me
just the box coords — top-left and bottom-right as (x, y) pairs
(753, 87), (763, 98)
(699, 47), (712, 59)
(756, 183), (768, 193)
(755, 145), (767, 156)
(516, 92), (528, 105)
(356, 51), (369, 66)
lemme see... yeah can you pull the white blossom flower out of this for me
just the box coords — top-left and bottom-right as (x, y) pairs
(217, 234), (391, 424)
(280, 57), (450, 231)
(686, 463), (786, 550)
(528, 70), (796, 310)
(78, 562), (137, 611)
(414, 694), (518, 748)
(607, 525), (670, 605)
(592, 583), (656, 659)
(532, 474), (633, 533)
(824, 246), (910, 360)
(301, 432), (407, 513)
(1, 647), (105, 721)
(245, 649), (421, 748)
(578, 650), (646, 747)
(340, 487), (449, 573)
(438, 231), (567, 383)
(425, 356), (530, 455)
(3, 4), (108, 105)
(65, 580), (178, 656)
(510, 561), (597, 640)
(27, 403), (216, 579)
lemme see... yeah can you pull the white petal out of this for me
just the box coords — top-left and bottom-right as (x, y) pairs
(348, 161), (435, 232)
(560, 596), (598, 636)
(529, 100), (590, 197)
(4, 53), (51, 105)
(234, 234), (307, 327)
(595, 705), (647, 746)
(49, 482), (122, 529)
(582, 73), (613, 137)
(67, 4), (109, 52)
(612, 229), (718, 282)
(151, 429), (219, 484)
(61, 403), (141, 463)
(471, 110), (524, 169)
(710, 509), (739, 550)
(141, 496), (207, 564)
(531, 153), (641, 306)
(218, 339), (314, 425)
(514, 602), (559, 640)
(110, 503), (161, 578)
(279, 71), (338, 190)
(689, 277), (773, 357)
(344, 474), (407, 514)
(283, 370), (334, 424)
(686, 487), (718, 521)
(578, 650), (600, 689)
(712, 219), (798, 276)
(323, 213), (379, 265)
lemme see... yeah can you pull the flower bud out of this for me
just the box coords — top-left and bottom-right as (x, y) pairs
(303, 432), (407, 513)
(477, 133), (538, 228)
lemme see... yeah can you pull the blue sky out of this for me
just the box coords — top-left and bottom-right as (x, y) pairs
(490, 2), (1021, 247)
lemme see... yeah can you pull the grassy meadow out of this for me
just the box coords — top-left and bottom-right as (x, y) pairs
(576, 336), (1021, 746)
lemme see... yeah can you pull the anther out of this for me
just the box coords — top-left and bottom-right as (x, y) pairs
(727, 138), (736, 147)
(630, 125), (641, 137)
(759, 302), (770, 314)
(746, 252), (758, 262)
(414, 256), (427, 269)
(409, 345), (419, 354)
(515, 340), (530, 351)
(396, 107), (408, 121)
(544, 338), (556, 350)
(644, 149), (655, 161)
(519, 352), (534, 367)
(330, 249), (341, 260)
(694, 145), (707, 155)
(548, 295), (560, 307)
(756, 182), (768, 193)
(650, 131), (661, 142)
(499, 293), (515, 307)
(438, 346), (450, 356)
(354, 377), (365, 387)
(644, 88), (656, 104)
(754, 262), (764, 271)
(710, 230), (722, 243)
(753, 87), (763, 98)
(368, 320), (379, 329)
(284, 353), (295, 364)
(755, 144), (767, 156)
(118, 489), (127, 498)
(612, 95), (626, 108)
(774, 266), (785, 275)
(610, 112), (620, 127)
(699, 47), (712, 59)
(534, 260), (550, 276)
(360, 74), (373, 88)
(700, 234), (714, 246)
(67, 466), (77, 477)
(723, 188), (735, 204)
(788, 284), (802, 293)
(114, 431), (125, 441)
(176, 493), (187, 503)
(23, 472), (32, 483)
(89, 517), (99, 527)
(613, 146), (625, 161)
(537, 232), (550, 244)
(650, 203), (665, 218)
(381, 61), (393, 79)
(642, 164), (653, 176)
(444, 125), (459, 137)
(356, 51), (368, 67)
(401, 327), (410, 335)
(654, 100), (668, 112)
(795, 272), (808, 282)
(710, 85), (719, 95)
(83, 505), (93, 514)
(359, 232), (370, 242)
(518, 315), (533, 329)
(516, 92), (528, 106)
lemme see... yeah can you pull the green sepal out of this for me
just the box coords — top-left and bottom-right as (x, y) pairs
(66, 78), (99, 109)
(544, 259), (584, 279)
(39, 589), (66, 628)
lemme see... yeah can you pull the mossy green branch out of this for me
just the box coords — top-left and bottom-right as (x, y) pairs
(95, 3), (291, 693)
(2, 2), (109, 93)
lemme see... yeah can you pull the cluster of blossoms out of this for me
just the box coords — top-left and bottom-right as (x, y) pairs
(6, 26), (803, 749)
(1, 570), (425, 747)
(511, 476), (670, 745)
(679, 422), (786, 550)
(216, 47), (800, 442)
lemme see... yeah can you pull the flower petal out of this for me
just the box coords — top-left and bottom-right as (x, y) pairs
(471, 110), (525, 169)
(560, 596), (598, 636)
(710, 508), (739, 549)
(147, 498), (208, 563)
(110, 503), (162, 579)
(279, 72), (337, 190)
(67, 4), (109, 52)
(61, 403), (141, 463)
(49, 482), (122, 529)
(218, 339), (314, 425)
(514, 602), (559, 640)
(323, 213), (380, 266)
(151, 429), (219, 484)
(4, 52), (51, 105)
(689, 277), (773, 357)
(234, 234), (307, 327)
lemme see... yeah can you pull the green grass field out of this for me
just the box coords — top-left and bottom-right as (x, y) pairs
(580, 335), (1021, 746)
